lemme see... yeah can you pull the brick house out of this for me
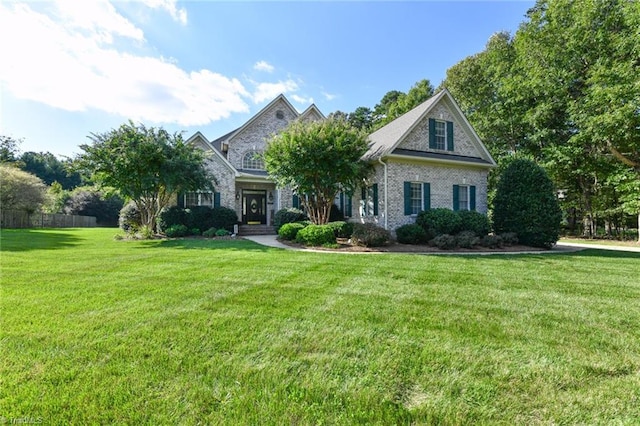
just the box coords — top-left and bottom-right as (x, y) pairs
(181, 90), (495, 233)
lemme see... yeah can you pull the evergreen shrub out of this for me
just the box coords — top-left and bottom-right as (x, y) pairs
(327, 221), (354, 238)
(458, 210), (490, 236)
(416, 208), (462, 238)
(492, 158), (562, 248)
(351, 223), (390, 247)
(295, 224), (336, 246)
(119, 201), (141, 232)
(395, 223), (428, 245)
(278, 222), (307, 241)
(274, 208), (307, 232)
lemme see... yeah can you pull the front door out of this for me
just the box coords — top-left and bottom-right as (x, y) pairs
(242, 190), (267, 224)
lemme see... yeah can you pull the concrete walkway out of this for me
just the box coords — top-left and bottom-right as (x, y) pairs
(243, 235), (639, 255)
(556, 241), (640, 253)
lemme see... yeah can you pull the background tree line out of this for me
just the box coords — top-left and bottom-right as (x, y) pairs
(336, 0), (639, 239)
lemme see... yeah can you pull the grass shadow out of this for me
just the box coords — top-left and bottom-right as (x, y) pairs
(451, 247), (640, 262)
(0, 228), (84, 252)
(135, 237), (272, 252)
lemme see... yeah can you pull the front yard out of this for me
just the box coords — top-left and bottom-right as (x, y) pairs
(1, 228), (639, 424)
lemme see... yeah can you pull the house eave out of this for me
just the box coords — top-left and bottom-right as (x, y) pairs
(384, 151), (495, 169)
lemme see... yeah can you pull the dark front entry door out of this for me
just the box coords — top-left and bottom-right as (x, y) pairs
(242, 190), (267, 224)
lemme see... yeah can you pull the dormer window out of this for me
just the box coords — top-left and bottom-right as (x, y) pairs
(242, 150), (264, 170)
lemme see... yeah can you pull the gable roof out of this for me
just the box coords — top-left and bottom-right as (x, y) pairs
(299, 104), (325, 121)
(184, 131), (238, 175)
(217, 94), (300, 145)
(364, 89), (496, 167)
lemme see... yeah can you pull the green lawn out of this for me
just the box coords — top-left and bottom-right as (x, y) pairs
(2, 228), (639, 424)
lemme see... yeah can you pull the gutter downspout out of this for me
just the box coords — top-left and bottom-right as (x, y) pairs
(378, 157), (388, 230)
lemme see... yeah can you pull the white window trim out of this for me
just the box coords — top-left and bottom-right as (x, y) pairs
(184, 191), (214, 208)
(457, 185), (470, 211)
(409, 182), (423, 216)
(434, 120), (448, 151)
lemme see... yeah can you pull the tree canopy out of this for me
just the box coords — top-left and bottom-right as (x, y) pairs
(264, 117), (371, 225)
(442, 0), (640, 239)
(74, 121), (212, 233)
(0, 164), (48, 214)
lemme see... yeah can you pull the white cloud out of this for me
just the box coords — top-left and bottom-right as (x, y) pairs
(0, 1), (249, 126)
(54, 0), (145, 43)
(140, 0), (187, 25)
(322, 91), (337, 101)
(253, 60), (274, 73)
(291, 94), (314, 105)
(252, 80), (299, 104)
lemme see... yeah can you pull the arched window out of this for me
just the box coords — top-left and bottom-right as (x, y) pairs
(242, 150), (264, 170)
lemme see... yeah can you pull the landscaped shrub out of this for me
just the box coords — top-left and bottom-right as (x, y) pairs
(274, 208), (307, 232)
(215, 229), (231, 237)
(295, 224), (336, 246)
(159, 206), (188, 231)
(480, 234), (504, 249)
(165, 224), (189, 238)
(457, 210), (490, 236)
(190, 228), (201, 236)
(202, 227), (218, 238)
(278, 222), (307, 241)
(395, 223), (428, 245)
(119, 201), (141, 232)
(187, 206), (215, 231)
(416, 208), (462, 238)
(499, 232), (519, 246)
(351, 223), (391, 247)
(492, 158), (562, 248)
(327, 221), (354, 238)
(456, 231), (480, 249)
(431, 234), (458, 250)
(209, 206), (238, 231)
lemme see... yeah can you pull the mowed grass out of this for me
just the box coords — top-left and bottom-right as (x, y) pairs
(1, 229), (639, 424)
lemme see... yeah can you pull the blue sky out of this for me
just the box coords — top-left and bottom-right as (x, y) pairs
(0, 0), (534, 158)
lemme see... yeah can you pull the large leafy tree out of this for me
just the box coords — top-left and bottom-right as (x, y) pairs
(0, 164), (48, 214)
(264, 117), (371, 225)
(74, 121), (212, 232)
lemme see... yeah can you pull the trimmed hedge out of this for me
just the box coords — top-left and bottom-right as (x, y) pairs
(395, 223), (428, 245)
(159, 206), (238, 234)
(327, 221), (354, 238)
(351, 223), (390, 247)
(274, 208), (307, 232)
(295, 224), (336, 246)
(278, 222), (307, 241)
(416, 208), (462, 238)
(457, 210), (490, 237)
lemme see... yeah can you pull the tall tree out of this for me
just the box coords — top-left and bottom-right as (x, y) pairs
(21, 151), (81, 189)
(74, 121), (212, 233)
(348, 106), (374, 131)
(0, 135), (22, 164)
(516, 0), (640, 236)
(264, 117), (371, 225)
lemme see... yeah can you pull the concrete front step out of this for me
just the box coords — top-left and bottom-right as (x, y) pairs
(238, 225), (276, 236)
